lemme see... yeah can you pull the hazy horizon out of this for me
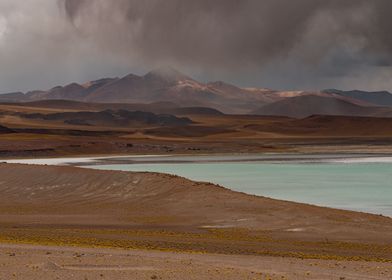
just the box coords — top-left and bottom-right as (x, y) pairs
(2, 66), (392, 95)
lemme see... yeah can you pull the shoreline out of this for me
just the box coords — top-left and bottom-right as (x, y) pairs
(0, 163), (391, 242)
(3, 151), (392, 165)
(3, 153), (392, 218)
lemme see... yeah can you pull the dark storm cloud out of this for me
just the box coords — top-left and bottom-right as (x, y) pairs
(1, 0), (392, 92)
(61, 0), (335, 67)
(61, 0), (392, 68)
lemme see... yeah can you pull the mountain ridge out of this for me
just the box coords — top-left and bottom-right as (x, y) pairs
(252, 95), (392, 118)
(323, 89), (392, 107)
(1, 67), (392, 116)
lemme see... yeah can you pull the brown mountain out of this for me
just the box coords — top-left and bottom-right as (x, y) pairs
(0, 68), (279, 114)
(205, 81), (280, 112)
(1, 67), (392, 117)
(45, 83), (86, 100)
(324, 89), (392, 107)
(252, 95), (392, 118)
(0, 92), (28, 102)
(84, 68), (193, 103)
(85, 68), (251, 113)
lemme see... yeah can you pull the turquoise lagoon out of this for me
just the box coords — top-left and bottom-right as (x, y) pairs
(87, 154), (392, 217)
(6, 154), (392, 216)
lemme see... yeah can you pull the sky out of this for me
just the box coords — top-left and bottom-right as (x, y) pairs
(1, 0), (392, 93)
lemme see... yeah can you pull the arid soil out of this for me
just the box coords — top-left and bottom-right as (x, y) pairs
(1, 243), (391, 280)
(0, 164), (391, 279)
(0, 100), (392, 278)
(1, 101), (392, 158)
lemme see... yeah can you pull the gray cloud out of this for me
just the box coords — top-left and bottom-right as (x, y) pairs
(0, 0), (392, 92)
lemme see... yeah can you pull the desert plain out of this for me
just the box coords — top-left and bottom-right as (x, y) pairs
(0, 100), (391, 279)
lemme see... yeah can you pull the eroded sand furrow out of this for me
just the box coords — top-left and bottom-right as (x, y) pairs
(0, 162), (391, 268)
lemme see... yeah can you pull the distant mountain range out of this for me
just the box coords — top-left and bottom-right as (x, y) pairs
(322, 89), (392, 107)
(1, 67), (392, 118)
(252, 95), (392, 118)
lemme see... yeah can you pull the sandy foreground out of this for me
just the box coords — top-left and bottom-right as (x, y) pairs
(1, 243), (391, 280)
(0, 163), (391, 279)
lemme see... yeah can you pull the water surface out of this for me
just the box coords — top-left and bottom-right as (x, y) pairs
(5, 154), (392, 216)
(86, 154), (392, 217)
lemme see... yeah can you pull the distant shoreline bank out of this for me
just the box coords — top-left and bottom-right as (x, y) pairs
(3, 152), (392, 166)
